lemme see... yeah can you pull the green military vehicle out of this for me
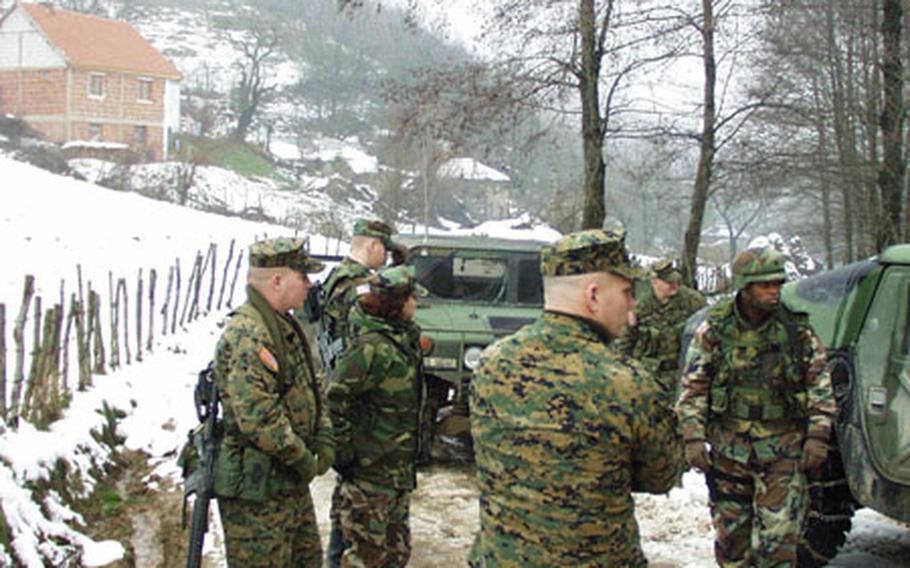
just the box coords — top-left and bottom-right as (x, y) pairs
(780, 244), (910, 565)
(396, 234), (548, 456)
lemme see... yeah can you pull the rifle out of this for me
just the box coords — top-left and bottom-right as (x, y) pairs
(183, 363), (220, 568)
(303, 280), (345, 380)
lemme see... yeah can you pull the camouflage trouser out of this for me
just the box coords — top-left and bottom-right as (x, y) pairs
(218, 489), (322, 567)
(327, 481), (346, 568)
(336, 478), (411, 568)
(706, 447), (805, 568)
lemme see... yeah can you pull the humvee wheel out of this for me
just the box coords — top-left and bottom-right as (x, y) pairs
(798, 445), (855, 567)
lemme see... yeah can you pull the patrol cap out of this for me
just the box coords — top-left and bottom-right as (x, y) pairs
(651, 258), (681, 284)
(540, 228), (643, 279)
(248, 237), (325, 273)
(368, 265), (428, 298)
(353, 218), (395, 248)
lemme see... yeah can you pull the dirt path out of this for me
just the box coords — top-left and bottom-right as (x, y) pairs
(103, 458), (909, 568)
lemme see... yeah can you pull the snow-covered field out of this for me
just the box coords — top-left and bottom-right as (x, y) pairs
(0, 154), (907, 566)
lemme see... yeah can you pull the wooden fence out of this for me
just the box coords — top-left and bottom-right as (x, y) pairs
(0, 239), (245, 430)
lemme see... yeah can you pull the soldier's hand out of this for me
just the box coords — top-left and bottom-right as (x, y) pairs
(684, 440), (712, 472)
(315, 443), (335, 476)
(801, 437), (828, 471)
(291, 450), (317, 483)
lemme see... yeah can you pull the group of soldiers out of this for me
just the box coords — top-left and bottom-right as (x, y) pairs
(206, 220), (835, 568)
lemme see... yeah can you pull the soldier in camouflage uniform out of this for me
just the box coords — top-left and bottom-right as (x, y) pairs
(320, 219), (398, 353)
(327, 265), (427, 568)
(470, 229), (684, 567)
(676, 246), (836, 567)
(614, 258), (706, 404)
(213, 238), (334, 566)
(322, 218), (398, 567)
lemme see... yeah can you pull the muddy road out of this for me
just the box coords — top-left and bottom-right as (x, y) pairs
(119, 461), (910, 568)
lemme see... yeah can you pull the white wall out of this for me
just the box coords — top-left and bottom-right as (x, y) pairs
(0, 7), (65, 69)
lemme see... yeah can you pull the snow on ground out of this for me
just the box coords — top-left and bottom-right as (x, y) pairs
(2, 154), (907, 566)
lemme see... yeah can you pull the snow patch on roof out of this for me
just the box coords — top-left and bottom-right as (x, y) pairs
(438, 158), (509, 182)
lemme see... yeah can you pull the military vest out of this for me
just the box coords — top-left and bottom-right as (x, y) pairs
(706, 297), (809, 422)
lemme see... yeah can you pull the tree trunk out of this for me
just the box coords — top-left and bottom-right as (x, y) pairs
(579, 0), (606, 230)
(878, 0), (904, 248)
(683, 0), (716, 288)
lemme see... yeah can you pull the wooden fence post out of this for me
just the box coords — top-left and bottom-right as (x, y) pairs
(136, 269), (143, 363)
(10, 275), (35, 426)
(218, 239), (235, 310)
(119, 278), (131, 366)
(62, 294), (75, 395)
(89, 289), (105, 374)
(228, 251), (243, 308)
(171, 258), (181, 335)
(0, 304), (6, 423)
(205, 243), (217, 315)
(161, 265), (173, 336)
(147, 268), (156, 351)
(181, 251), (201, 326)
(22, 297), (43, 422)
(109, 272), (120, 370)
(74, 299), (91, 391)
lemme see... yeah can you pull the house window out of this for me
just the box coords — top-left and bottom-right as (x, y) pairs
(89, 123), (102, 140)
(134, 125), (147, 144)
(137, 79), (153, 102)
(88, 73), (105, 98)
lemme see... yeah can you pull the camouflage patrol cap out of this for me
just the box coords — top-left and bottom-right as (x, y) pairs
(248, 237), (325, 273)
(368, 265), (428, 298)
(651, 258), (682, 284)
(353, 218), (395, 248)
(732, 246), (787, 290)
(540, 228), (643, 279)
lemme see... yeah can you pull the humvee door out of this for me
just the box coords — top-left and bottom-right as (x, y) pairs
(854, 265), (910, 484)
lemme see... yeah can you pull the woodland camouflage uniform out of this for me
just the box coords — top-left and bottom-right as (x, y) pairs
(213, 238), (333, 566)
(614, 259), (706, 403)
(676, 246), (836, 568)
(323, 219), (395, 568)
(321, 219), (395, 346)
(327, 266), (427, 568)
(470, 229), (683, 567)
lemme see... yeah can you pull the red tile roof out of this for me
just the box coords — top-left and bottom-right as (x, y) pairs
(20, 2), (181, 79)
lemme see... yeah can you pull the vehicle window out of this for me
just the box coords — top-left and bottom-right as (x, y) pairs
(793, 259), (877, 306)
(517, 258), (543, 304)
(413, 254), (506, 302)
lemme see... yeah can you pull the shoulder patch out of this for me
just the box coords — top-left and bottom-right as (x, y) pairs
(258, 347), (280, 373)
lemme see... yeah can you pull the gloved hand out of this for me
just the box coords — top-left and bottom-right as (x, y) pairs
(290, 449), (317, 483)
(801, 437), (828, 471)
(314, 431), (336, 476)
(685, 440), (712, 472)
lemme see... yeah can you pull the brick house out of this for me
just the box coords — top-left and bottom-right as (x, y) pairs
(0, 2), (181, 160)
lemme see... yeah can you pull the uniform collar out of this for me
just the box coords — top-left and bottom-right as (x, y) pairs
(543, 310), (614, 345)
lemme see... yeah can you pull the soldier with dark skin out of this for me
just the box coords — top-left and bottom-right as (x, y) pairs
(470, 229), (684, 567)
(676, 246), (836, 567)
(327, 265), (427, 568)
(614, 258), (706, 404)
(213, 238), (334, 566)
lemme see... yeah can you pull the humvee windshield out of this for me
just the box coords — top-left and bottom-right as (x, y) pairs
(411, 249), (543, 305)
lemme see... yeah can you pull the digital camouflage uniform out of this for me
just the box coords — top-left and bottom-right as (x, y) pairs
(327, 266), (427, 568)
(614, 260), (706, 404)
(470, 230), (683, 568)
(676, 247), (836, 568)
(213, 238), (333, 567)
(323, 219), (396, 568)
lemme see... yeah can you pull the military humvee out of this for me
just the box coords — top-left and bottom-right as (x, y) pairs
(396, 234), (548, 455)
(682, 245), (910, 566)
(781, 244), (910, 565)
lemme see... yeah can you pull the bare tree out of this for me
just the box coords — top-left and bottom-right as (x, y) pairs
(878, 0), (904, 247)
(219, 11), (281, 141)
